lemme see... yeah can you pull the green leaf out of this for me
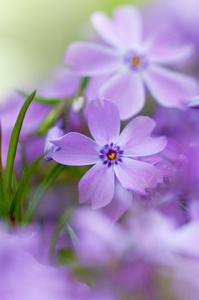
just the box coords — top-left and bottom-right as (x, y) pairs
(4, 90), (36, 205)
(9, 155), (43, 219)
(56, 247), (77, 265)
(12, 170), (18, 193)
(0, 123), (4, 182)
(24, 163), (65, 223)
(49, 207), (74, 256)
(79, 77), (89, 92)
(17, 90), (61, 106)
(0, 124), (5, 211)
(67, 224), (78, 246)
(36, 101), (66, 135)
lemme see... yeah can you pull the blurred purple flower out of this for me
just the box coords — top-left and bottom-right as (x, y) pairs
(37, 67), (81, 99)
(71, 206), (125, 266)
(0, 224), (89, 300)
(64, 5), (198, 119)
(51, 99), (166, 209)
(187, 95), (199, 108)
(0, 92), (50, 168)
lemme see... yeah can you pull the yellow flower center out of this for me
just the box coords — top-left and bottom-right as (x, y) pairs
(131, 56), (141, 67)
(107, 151), (116, 160)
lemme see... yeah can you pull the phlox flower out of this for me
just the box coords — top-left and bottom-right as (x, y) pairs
(71, 206), (125, 266)
(51, 99), (166, 209)
(65, 5), (198, 119)
(44, 124), (64, 161)
(0, 225), (89, 300)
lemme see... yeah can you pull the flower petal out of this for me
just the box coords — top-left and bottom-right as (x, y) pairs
(99, 70), (145, 120)
(38, 68), (81, 99)
(79, 163), (115, 209)
(87, 99), (120, 145)
(113, 5), (142, 47)
(144, 33), (194, 64)
(51, 132), (100, 165)
(102, 178), (132, 223)
(91, 5), (142, 49)
(117, 116), (167, 156)
(118, 116), (156, 147)
(143, 65), (198, 107)
(114, 158), (157, 194)
(64, 42), (120, 76)
(44, 126), (64, 161)
(123, 135), (167, 157)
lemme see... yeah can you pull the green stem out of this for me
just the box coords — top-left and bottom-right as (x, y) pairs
(24, 163), (65, 223)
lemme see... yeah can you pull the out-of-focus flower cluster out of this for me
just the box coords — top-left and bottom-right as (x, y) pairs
(1, 1), (199, 299)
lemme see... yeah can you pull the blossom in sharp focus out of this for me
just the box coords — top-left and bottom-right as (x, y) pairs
(51, 99), (167, 209)
(64, 5), (198, 120)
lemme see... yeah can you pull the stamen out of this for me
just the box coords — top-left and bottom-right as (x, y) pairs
(107, 150), (116, 160)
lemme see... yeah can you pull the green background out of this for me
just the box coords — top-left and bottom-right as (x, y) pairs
(0, 0), (150, 98)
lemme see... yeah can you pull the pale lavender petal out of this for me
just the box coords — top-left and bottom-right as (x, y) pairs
(114, 158), (157, 194)
(79, 163), (115, 209)
(112, 5), (142, 46)
(99, 70), (145, 120)
(187, 96), (199, 108)
(118, 116), (167, 156)
(84, 75), (108, 103)
(87, 99), (120, 145)
(145, 34), (194, 64)
(38, 68), (81, 99)
(118, 116), (157, 148)
(143, 65), (198, 107)
(102, 178), (132, 223)
(64, 42), (120, 76)
(91, 11), (123, 48)
(44, 126), (64, 161)
(124, 136), (167, 157)
(91, 6), (142, 48)
(51, 132), (100, 165)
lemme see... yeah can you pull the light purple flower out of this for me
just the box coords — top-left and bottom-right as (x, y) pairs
(51, 99), (166, 209)
(64, 5), (198, 119)
(44, 125), (64, 161)
(37, 67), (81, 99)
(71, 206), (125, 266)
(0, 224), (89, 300)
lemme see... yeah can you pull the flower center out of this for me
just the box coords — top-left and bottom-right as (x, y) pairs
(131, 56), (141, 67)
(124, 51), (148, 72)
(107, 149), (117, 160)
(99, 142), (123, 168)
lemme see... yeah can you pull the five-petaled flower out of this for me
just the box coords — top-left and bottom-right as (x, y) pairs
(64, 5), (198, 120)
(51, 99), (167, 209)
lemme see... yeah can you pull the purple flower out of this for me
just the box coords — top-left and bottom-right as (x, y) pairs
(0, 224), (89, 300)
(64, 5), (198, 119)
(38, 67), (81, 99)
(71, 206), (125, 266)
(51, 99), (166, 209)
(44, 125), (64, 161)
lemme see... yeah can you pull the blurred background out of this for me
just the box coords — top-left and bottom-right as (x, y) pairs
(0, 0), (148, 100)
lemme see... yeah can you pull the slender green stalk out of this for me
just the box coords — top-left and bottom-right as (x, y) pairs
(49, 207), (74, 256)
(24, 163), (65, 223)
(4, 90), (36, 208)
(9, 155), (42, 220)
